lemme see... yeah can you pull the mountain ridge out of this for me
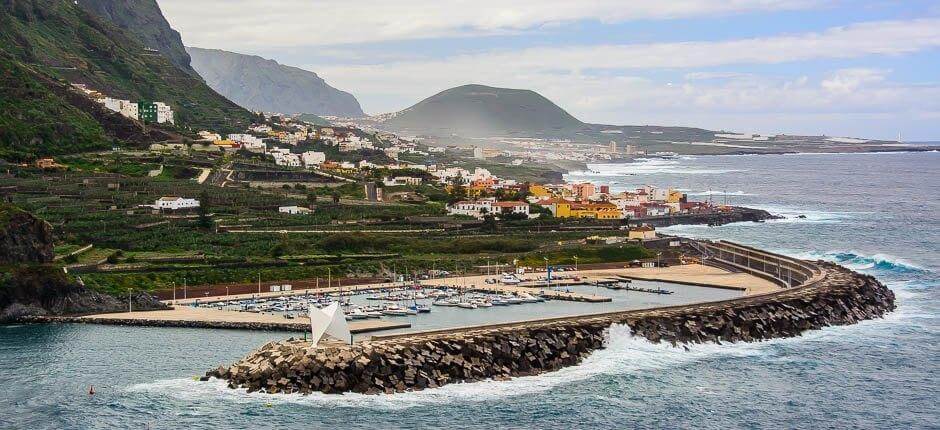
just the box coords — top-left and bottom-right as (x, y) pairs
(76, 0), (197, 77)
(187, 47), (365, 117)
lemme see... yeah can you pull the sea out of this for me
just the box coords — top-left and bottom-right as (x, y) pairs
(1, 152), (937, 429)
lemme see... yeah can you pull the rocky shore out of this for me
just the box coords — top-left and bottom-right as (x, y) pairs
(206, 260), (895, 395)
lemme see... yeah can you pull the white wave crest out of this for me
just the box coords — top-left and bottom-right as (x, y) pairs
(126, 317), (912, 411)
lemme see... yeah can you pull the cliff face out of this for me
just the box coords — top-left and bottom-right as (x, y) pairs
(77, 0), (197, 77)
(0, 205), (53, 264)
(0, 205), (166, 321)
(187, 47), (365, 117)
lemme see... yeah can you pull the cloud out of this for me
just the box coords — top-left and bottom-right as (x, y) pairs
(307, 19), (940, 113)
(158, 0), (819, 48)
(820, 68), (889, 94)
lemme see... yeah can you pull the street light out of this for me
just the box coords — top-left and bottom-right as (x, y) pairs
(573, 255), (579, 272)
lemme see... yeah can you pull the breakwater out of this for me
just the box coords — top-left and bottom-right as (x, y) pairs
(206, 244), (896, 395)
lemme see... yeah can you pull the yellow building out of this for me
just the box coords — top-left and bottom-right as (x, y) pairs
(569, 202), (621, 219)
(667, 189), (685, 203)
(212, 139), (236, 147)
(529, 185), (553, 199)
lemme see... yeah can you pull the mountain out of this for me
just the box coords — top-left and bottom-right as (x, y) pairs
(187, 47), (364, 117)
(0, 0), (255, 161)
(379, 84), (588, 138)
(76, 0), (197, 76)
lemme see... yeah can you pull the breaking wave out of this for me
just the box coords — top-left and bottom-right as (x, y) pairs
(787, 250), (927, 275)
(125, 317), (907, 411)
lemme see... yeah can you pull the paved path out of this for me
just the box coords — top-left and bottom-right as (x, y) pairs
(82, 307), (409, 334)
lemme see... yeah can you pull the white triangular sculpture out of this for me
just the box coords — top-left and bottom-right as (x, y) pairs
(309, 302), (352, 346)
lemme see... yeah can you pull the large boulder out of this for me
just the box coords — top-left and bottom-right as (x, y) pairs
(0, 205), (54, 264)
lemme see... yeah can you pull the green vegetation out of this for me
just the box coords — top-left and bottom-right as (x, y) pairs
(0, 57), (111, 160)
(2, 154), (657, 294)
(0, 0), (255, 160)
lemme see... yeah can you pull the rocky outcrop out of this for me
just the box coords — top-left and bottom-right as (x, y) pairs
(206, 260), (895, 395)
(0, 204), (53, 264)
(0, 205), (167, 321)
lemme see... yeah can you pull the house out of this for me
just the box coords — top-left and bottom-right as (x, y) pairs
(155, 197), (199, 210)
(301, 151), (326, 167)
(628, 225), (657, 240)
(383, 176), (422, 187)
(447, 200), (494, 219)
(279, 206), (313, 215)
(490, 201), (531, 218)
(34, 158), (61, 169)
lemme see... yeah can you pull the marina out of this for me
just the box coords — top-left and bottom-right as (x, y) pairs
(69, 264), (762, 338)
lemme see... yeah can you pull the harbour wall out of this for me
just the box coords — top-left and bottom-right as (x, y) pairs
(207, 243), (896, 395)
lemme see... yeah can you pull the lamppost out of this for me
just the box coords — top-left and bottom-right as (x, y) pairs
(573, 255), (579, 272)
(544, 256), (550, 289)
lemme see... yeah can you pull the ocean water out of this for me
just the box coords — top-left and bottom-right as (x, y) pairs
(2, 152), (938, 429)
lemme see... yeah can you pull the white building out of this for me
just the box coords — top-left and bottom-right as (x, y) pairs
(383, 176), (422, 186)
(228, 134), (264, 147)
(279, 206), (312, 215)
(447, 200), (493, 219)
(101, 98), (138, 120)
(301, 151), (326, 167)
(197, 131), (222, 141)
(273, 152), (301, 167)
(490, 201), (531, 218)
(119, 101), (138, 120)
(153, 102), (174, 124)
(155, 196), (200, 210)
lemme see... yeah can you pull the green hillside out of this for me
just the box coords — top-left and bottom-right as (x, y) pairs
(382, 84), (588, 138)
(0, 0), (254, 160)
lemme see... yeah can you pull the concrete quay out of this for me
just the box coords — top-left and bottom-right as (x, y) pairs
(22, 307), (411, 334)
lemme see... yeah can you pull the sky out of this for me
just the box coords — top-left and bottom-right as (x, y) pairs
(158, 0), (940, 141)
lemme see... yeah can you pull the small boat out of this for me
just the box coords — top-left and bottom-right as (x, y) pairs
(501, 274), (522, 285)
(518, 293), (544, 303)
(346, 308), (369, 319)
(382, 305), (409, 316)
(433, 299), (459, 307)
(415, 304), (432, 313)
(457, 302), (478, 309)
(474, 300), (493, 308)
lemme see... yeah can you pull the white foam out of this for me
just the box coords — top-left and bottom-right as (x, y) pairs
(126, 316), (914, 410)
(565, 159), (743, 179)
